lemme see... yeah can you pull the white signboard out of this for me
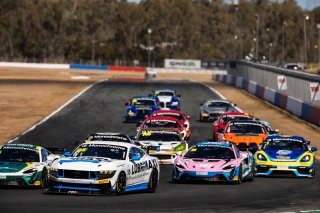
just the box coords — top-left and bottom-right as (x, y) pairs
(310, 83), (320, 101)
(165, 59), (201, 69)
(277, 75), (287, 90)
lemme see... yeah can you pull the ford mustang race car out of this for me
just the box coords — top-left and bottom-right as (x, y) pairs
(172, 142), (254, 183)
(219, 120), (268, 149)
(81, 132), (134, 144)
(254, 135), (317, 177)
(135, 128), (188, 164)
(124, 96), (161, 122)
(137, 116), (189, 140)
(152, 89), (181, 110)
(199, 99), (236, 122)
(0, 144), (60, 188)
(148, 110), (191, 140)
(213, 112), (254, 141)
(47, 141), (159, 195)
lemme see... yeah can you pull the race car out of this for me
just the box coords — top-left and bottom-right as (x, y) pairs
(148, 110), (191, 140)
(218, 120), (269, 149)
(135, 128), (188, 164)
(199, 99), (237, 122)
(137, 116), (189, 140)
(47, 141), (159, 195)
(124, 96), (161, 122)
(254, 135), (317, 178)
(0, 143), (60, 188)
(79, 132), (134, 144)
(172, 142), (254, 183)
(255, 120), (279, 136)
(152, 89), (181, 110)
(213, 112), (254, 141)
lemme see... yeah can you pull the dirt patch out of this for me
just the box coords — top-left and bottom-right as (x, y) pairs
(0, 67), (319, 159)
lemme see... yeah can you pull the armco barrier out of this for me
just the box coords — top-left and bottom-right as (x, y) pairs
(214, 73), (320, 127)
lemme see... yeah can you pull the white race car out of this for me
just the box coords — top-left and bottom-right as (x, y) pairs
(47, 141), (159, 195)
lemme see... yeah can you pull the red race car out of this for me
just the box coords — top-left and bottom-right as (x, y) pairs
(138, 116), (189, 140)
(213, 112), (254, 141)
(148, 110), (191, 139)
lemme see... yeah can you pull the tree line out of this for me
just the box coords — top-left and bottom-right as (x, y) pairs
(0, 0), (319, 67)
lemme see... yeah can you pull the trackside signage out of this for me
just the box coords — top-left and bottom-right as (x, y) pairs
(277, 75), (287, 90)
(165, 59), (201, 69)
(310, 83), (320, 101)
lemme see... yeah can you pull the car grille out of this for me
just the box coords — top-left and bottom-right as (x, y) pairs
(255, 165), (270, 173)
(58, 170), (97, 179)
(297, 167), (311, 175)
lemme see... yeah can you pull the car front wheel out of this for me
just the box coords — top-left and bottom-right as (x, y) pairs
(115, 172), (126, 195)
(147, 169), (158, 193)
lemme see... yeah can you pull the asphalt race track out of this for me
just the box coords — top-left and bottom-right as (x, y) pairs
(1, 80), (319, 213)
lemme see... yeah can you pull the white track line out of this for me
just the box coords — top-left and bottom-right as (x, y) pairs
(7, 79), (108, 144)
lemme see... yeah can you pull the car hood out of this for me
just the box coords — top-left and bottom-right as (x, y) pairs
(263, 149), (305, 160)
(177, 158), (236, 171)
(0, 161), (36, 173)
(52, 157), (125, 171)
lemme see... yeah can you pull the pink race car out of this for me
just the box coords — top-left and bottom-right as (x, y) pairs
(172, 142), (254, 184)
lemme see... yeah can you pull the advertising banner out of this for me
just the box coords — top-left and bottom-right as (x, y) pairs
(277, 75), (287, 90)
(165, 59), (201, 69)
(310, 83), (320, 101)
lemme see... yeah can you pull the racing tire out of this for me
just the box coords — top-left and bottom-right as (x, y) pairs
(199, 114), (203, 122)
(147, 169), (158, 193)
(236, 164), (243, 184)
(246, 162), (254, 182)
(310, 168), (316, 178)
(40, 168), (49, 189)
(115, 172), (126, 196)
(172, 170), (184, 184)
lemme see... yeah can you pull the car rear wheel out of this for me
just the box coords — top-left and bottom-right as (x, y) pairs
(246, 162), (254, 182)
(41, 168), (49, 189)
(147, 169), (158, 193)
(115, 172), (126, 196)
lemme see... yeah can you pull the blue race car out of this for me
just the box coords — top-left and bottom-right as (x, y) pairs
(152, 89), (181, 110)
(255, 135), (317, 178)
(124, 96), (161, 122)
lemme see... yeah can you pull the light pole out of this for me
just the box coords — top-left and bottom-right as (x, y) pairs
(269, 42), (273, 63)
(255, 15), (260, 61)
(304, 15), (309, 67)
(317, 24), (320, 69)
(282, 21), (287, 65)
(147, 28), (152, 67)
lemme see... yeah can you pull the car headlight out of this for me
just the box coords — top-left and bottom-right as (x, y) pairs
(300, 155), (311, 162)
(128, 110), (135, 116)
(23, 168), (38, 174)
(97, 170), (116, 179)
(176, 162), (185, 169)
(49, 167), (58, 177)
(223, 164), (236, 170)
(174, 143), (187, 151)
(171, 101), (179, 106)
(257, 153), (267, 161)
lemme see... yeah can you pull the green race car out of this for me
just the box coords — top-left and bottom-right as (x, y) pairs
(0, 143), (60, 188)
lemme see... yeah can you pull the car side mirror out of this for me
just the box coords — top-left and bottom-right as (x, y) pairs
(306, 140), (311, 145)
(125, 101), (130, 106)
(131, 156), (140, 161)
(186, 115), (191, 120)
(64, 151), (71, 157)
(311, 147), (317, 152)
(183, 124), (188, 128)
(177, 94), (181, 97)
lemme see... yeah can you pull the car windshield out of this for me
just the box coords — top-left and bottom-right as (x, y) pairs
(221, 115), (252, 124)
(263, 139), (306, 150)
(205, 102), (230, 108)
(184, 145), (235, 159)
(226, 123), (265, 134)
(138, 131), (181, 142)
(132, 99), (156, 106)
(156, 91), (174, 96)
(0, 147), (40, 162)
(152, 112), (183, 120)
(85, 134), (130, 143)
(144, 120), (180, 128)
(72, 144), (127, 160)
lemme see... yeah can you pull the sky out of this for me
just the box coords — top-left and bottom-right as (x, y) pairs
(128, 0), (320, 10)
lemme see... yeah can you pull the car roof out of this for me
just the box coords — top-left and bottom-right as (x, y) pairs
(145, 116), (180, 122)
(221, 112), (251, 116)
(133, 96), (156, 100)
(151, 110), (183, 115)
(138, 128), (181, 134)
(205, 99), (231, 103)
(2, 143), (39, 150)
(85, 132), (132, 143)
(195, 141), (232, 147)
(154, 89), (175, 92)
(229, 120), (264, 125)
